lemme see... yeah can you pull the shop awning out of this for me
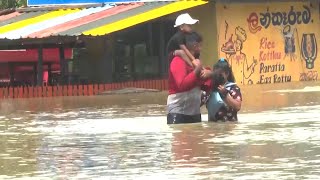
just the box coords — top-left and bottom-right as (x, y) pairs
(0, 1), (208, 40)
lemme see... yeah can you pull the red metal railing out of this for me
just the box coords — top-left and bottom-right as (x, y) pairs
(0, 79), (168, 99)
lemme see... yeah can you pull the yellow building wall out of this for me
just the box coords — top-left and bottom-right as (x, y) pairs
(215, 1), (319, 85)
(189, 2), (219, 67)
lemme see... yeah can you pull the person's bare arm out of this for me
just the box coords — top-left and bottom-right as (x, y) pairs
(224, 93), (242, 111)
(180, 44), (197, 67)
(218, 85), (242, 111)
(174, 49), (193, 67)
(200, 68), (213, 79)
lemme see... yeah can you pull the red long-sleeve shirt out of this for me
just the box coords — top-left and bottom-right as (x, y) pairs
(168, 56), (212, 95)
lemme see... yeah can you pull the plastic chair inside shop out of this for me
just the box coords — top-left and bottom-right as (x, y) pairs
(43, 71), (48, 86)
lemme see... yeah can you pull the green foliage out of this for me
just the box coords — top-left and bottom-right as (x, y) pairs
(0, 0), (27, 10)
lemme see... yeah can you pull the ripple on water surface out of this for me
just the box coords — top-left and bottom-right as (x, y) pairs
(0, 97), (319, 179)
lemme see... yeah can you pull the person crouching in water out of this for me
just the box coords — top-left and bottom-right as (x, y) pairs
(206, 58), (242, 122)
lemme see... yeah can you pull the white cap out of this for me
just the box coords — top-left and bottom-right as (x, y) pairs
(174, 13), (199, 28)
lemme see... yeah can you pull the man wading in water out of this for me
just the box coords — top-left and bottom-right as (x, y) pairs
(167, 32), (212, 124)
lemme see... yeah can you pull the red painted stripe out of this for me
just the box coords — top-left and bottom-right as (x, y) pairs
(83, 85), (88, 96)
(88, 85), (93, 95)
(0, 12), (21, 21)
(0, 79), (167, 99)
(13, 87), (18, 98)
(73, 85), (78, 96)
(53, 86), (57, 96)
(68, 85), (73, 96)
(99, 84), (104, 93)
(63, 86), (68, 96)
(29, 3), (144, 38)
(78, 85), (83, 96)
(42, 86), (47, 97)
(18, 87), (23, 98)
(105, 83), (111, 91)
(58, 86), (63, 96)
(28, 87), (33, 98)
(23, 87), (28, 98)
(47, 86), (52, 97)
(9, 87), (13, 98)
(94, 84), (99, 95)
(0, 88), (3, 99)
(3, 88), (8, 98)
(38, 87), (42, 97)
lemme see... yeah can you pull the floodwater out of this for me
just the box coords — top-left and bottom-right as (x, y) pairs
(0, 81), (320, 179)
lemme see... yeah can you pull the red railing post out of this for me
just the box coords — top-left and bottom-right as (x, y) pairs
(83, 85), (88, 96)
(0, 88), (3, 99)
(88, 85), (93, 96)
(47, 86), (53, 97)
(67, 85), (73, 96)
(94, 84), (99, 95)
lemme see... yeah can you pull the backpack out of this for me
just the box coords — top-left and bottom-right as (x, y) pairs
(206, 82), (236, 120)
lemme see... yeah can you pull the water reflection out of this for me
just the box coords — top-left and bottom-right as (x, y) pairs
(32, 117), (174, 179)
(0, 82), (320, 179)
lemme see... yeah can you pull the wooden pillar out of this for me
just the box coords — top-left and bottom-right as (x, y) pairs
(148, 23), (155, 79)
(148, 23), (154, 56)
(159, 21), (166, 77)
(33, 63), (37, 86)
(130, 44), (135, 80)
(59, 46), (65, 85)
(104, 36), (114, 83)
(9, 63), (14, 86)
(48, 63), (52, 85)
(37, 46), (43, 86)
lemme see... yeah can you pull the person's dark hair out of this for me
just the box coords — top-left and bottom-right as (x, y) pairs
(212, 71), (225, 90)
(185, 32), (203, 49)
(212, 58), (235, 83)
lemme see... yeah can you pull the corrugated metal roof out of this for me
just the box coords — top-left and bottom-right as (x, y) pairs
(0, 1), (208, 40)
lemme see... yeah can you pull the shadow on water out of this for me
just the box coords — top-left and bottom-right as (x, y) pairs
(0, 81), (320, 179)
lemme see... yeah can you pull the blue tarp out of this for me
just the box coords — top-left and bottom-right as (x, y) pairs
(27, 0), (143, 6)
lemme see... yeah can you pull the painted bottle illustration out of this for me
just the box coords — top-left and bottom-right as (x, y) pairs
(301, 33), (317, 69)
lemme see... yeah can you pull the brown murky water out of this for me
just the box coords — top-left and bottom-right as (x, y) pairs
(0, 81), (320, 179)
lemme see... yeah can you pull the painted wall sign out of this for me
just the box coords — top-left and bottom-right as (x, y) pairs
(28, 0), (174, 6)
(217, 2), (320, 85)
(247, 6), (312, 30)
